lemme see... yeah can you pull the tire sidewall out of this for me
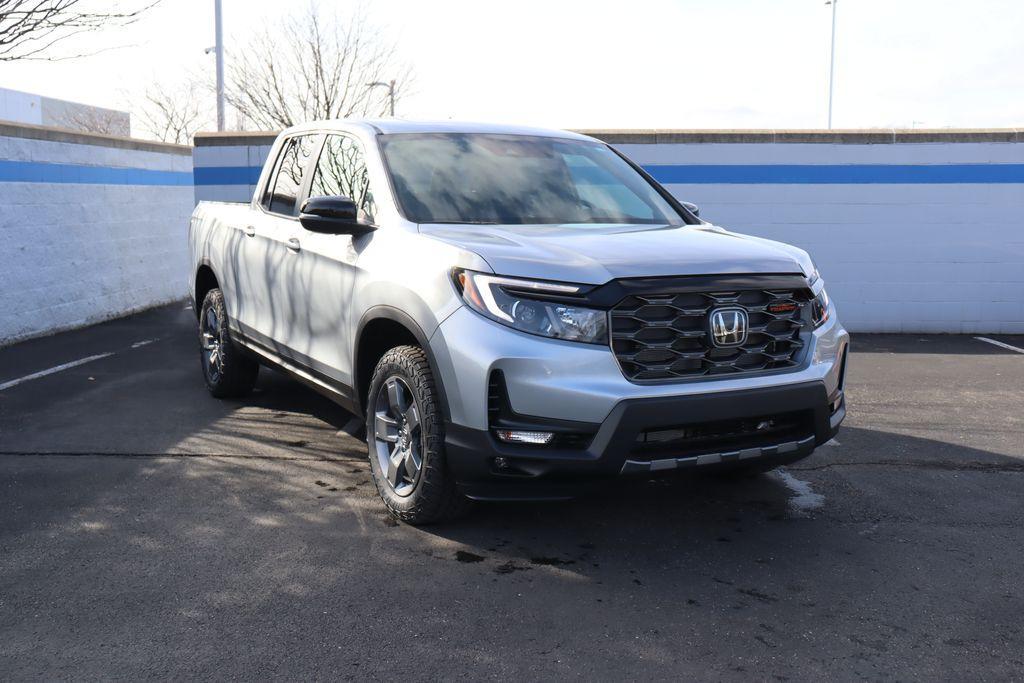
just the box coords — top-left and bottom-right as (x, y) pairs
(198, 288), (256, 397)
(365, 347), (449, 520)
(199, 289), (229, 389)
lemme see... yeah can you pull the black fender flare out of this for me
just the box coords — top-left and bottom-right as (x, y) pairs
(353, 306), (452, 422)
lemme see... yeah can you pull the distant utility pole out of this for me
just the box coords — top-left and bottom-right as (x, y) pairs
(367, 79), (396, 117)
(826, 0), (838, 129)
(214, 0), (226, 131)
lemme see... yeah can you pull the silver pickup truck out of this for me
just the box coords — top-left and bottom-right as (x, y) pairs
(188, 120), (848, 524)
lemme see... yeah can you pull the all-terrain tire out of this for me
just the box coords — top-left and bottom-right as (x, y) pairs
(198, 288), (259, 398)
(365, 345), (471, 525)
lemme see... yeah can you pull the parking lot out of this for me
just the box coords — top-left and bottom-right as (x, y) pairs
(1, 302), (1023, 680)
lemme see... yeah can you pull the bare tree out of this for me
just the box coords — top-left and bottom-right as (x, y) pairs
(0, 0), (158, 61)
(225, 3), (412, 129)
(137, 79), (211, 144)
(48, 104), (130, 136)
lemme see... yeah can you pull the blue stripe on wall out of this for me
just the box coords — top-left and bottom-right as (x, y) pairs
(192, 165), (263, 186)
(189, 163), (1024, 186)
(5, 158), (1023, 187)
(0, 159), (193, 186)
(645, 163), (1024, 184)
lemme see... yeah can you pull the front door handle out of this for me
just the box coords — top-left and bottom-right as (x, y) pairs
(243, 225), (255, 237)
(286, 237), (301, 253)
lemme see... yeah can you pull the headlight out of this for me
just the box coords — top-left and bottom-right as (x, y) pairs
(453, 270), (608, 344)
(811, 288), (830, 327)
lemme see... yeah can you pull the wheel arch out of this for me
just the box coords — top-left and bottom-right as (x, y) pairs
(193, 260), (220, 319)
(354, 306), (451, 422)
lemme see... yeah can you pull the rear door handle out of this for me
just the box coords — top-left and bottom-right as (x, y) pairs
(286, 237), (301, 252)
(243, 225), (255, 237)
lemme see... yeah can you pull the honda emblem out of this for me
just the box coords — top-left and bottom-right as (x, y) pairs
(709, 308), (748, 347)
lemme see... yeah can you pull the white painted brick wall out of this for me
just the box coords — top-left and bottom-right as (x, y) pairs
(1, 131), (193, 345)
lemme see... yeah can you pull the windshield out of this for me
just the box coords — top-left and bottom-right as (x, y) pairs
(379, 133), (686, 226)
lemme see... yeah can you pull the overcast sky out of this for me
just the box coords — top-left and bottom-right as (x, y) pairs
(2, 0), (1022, 136)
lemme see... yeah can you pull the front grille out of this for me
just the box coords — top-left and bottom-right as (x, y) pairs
(610, 287), (810, 381)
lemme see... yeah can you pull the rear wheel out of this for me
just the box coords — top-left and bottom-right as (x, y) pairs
(366, 345), (471, 524)
(198, 288), (258, 398)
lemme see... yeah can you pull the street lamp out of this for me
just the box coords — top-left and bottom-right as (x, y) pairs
(205, 0), (226, 131)
(826, 0), (838, 129)
(367, 80), (396, 117)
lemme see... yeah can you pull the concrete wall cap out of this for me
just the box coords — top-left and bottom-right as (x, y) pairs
(577, 128), (1024, 144)
(0, 120), (192, 154)
(192, 127), (1024, 146)
(194, 131), (280, 147)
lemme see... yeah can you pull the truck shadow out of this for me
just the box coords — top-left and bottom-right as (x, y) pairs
(412, 424), (1024, 574)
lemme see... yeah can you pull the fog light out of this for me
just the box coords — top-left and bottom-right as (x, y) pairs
(495, 429), (554, 445)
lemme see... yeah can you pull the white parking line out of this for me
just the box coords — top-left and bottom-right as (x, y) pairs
(0, 337), (160, 392)
(0, 353), (114, 391)
(974, 337), (1024, 354)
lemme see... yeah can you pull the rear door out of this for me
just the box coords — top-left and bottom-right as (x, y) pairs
(241, 133), (321, 351)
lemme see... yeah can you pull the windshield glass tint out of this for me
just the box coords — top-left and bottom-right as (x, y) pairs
(379, 133), (684, 226)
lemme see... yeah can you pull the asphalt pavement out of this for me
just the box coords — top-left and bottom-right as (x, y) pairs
(1, 302), (1023, 680)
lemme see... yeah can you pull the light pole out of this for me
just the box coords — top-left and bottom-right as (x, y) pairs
(826, 0), (838, 129)
(367, 79), (396, 117)
(214, 0), (225, 131)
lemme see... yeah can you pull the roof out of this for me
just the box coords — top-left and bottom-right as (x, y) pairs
(281, 118), (595, 141)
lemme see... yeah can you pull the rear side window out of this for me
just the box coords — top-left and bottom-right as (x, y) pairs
(261, 135), (318, 216)
(308, 134), (377, 223)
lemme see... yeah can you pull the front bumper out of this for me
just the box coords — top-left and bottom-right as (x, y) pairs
(429, 296), (849, 500)
(445, 380), (845, 500)
(429, 300), (848, 431)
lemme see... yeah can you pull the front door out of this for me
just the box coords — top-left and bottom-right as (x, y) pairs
(289, 133), (379, 389)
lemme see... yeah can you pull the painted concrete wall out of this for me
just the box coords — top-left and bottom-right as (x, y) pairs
(196, 129), (1024, 333)
(1, 122), (193, 345)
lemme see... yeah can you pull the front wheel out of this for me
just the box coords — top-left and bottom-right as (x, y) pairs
(365, 345), (470, 525)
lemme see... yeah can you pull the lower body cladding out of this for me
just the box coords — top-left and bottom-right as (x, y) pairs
(430, 304), (849, 501)
(445, 380), (845, 500)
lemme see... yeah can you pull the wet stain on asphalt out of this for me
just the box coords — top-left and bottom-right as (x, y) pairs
(738, 588), (779, 603)
(455, 550), (486, 563)
(493, 561), (530, 575)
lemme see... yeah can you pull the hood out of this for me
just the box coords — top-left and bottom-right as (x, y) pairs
(419, 222), (814, 285)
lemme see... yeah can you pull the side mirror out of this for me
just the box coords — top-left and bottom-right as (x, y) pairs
(681, 201), (700, 217)
(299, 195), (376, 235)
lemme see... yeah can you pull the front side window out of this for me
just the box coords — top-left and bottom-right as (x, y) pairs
(261, 134), (318, 216)
(379, 133), (685, 226)
(309, 134), (377, 223)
